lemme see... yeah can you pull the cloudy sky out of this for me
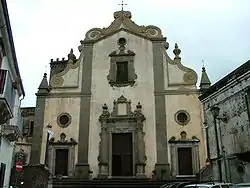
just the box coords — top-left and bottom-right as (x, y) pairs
(6, 0), (250, 107)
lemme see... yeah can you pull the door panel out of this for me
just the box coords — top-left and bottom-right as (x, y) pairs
(112, 133), (133, 176)
(55, 149), (69, 176)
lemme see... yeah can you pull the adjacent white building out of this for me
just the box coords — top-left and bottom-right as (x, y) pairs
(199, 60), (250, 183)
(0, 0), (25, 187)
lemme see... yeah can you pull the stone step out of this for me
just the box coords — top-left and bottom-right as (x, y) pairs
(52, 179), (193, 188)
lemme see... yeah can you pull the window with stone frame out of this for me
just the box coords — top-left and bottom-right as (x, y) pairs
(107, 38), (137, 87)
(29, 120), (34, 136)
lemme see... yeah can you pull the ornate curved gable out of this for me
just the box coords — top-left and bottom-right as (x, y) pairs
(163, 42), (198, 85)
(84, 11), (165, 43)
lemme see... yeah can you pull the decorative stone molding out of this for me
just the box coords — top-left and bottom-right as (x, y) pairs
(2, 125), (20, 142)
(174, 110), (190, 126)
(50, 49), (80, 87)
(49, 134), (77, 145)
(21, 107), (35, 117)
(57, 112), (72, 128)
(84, 11), (164, 43)
(168, 132), (200, 178)
(107, 38), (137, 87)
(98, 95), (147, 178)
(48, 134), (77, 177)
(162, 43), (198, 85)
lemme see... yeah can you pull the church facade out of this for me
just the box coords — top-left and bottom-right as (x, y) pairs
(30, 10), (207, 180)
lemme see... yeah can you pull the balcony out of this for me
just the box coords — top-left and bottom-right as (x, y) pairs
(0, 69), (15, 125)
(3, 108), (23, 142)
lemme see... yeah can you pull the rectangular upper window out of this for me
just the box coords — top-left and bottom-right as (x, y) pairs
(29, 120), (34, 136)
(116, 61), (128, 83)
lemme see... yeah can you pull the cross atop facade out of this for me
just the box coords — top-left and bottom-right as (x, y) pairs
(118, 0), (127, 11)
(45, 65), (48, 74)
(202, 60), (205, 67)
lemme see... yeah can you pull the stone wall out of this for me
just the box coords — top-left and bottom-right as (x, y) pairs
(201, 70), (250, 182)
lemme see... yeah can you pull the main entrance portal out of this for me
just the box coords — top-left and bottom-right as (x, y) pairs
(112, 133), (133, 176)
(98, 95), (147, 178)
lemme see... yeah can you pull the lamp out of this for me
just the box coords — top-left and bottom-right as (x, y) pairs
(210, 105), (223, 181)
(211, 106), (228, 123)
(211, 106), (220, 118)
(205, 158), (211, 167)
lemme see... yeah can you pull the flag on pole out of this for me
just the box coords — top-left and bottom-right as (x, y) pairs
(45, 128), (54, 166)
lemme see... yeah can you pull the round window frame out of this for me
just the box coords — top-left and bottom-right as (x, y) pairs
(117, 37), (127, 46)
(174, 110), (190, 126)
(57, 113), (71, 128)
(237, 165), (245, 175)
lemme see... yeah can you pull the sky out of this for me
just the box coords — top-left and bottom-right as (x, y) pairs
(6, 0), (250, 107)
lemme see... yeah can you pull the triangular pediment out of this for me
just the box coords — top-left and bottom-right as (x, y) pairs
(83, 11), (165, 43)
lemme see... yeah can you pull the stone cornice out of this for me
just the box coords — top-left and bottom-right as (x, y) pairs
(199, 60), (250, 101)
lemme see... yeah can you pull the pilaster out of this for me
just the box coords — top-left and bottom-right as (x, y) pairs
(74, 42), (94, 179)
(152, 41), (170, 180)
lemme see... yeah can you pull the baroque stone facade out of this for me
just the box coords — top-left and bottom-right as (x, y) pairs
(199, 60), (250, 183)
(28, 10), (206, 180)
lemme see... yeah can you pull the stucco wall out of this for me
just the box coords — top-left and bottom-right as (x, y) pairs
(49, 54), (84, 94)
(89, 30), (156, 177)
(165, 94), (206, 169)
(40, 97), (81, 164)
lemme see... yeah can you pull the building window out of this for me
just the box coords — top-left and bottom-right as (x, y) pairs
(29, 120), (34, 136)
(118, 37), (127, 46)
(237, 165), (245, 175)
(175, 110), (190, 126)
(0, 163), (6, 188)
(107, 38), (137, 87)
(0, 38), (6, 68)
(57, 113), (71, 128)
(116, 62), (128, 83)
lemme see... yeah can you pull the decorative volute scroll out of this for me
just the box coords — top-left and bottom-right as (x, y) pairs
(99, 95), (146, 122)
(162, 42), (198, 85)
(50, 48), (81, 88)
(84, 11), (165, 43)
(49, 133), (77, 145)
(168, 131), (200, 144)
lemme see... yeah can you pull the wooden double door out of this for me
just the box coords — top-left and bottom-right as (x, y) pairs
(112, 133), (133, 176)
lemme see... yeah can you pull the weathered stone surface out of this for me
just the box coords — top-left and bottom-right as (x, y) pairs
(200, 61), (250, 183)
